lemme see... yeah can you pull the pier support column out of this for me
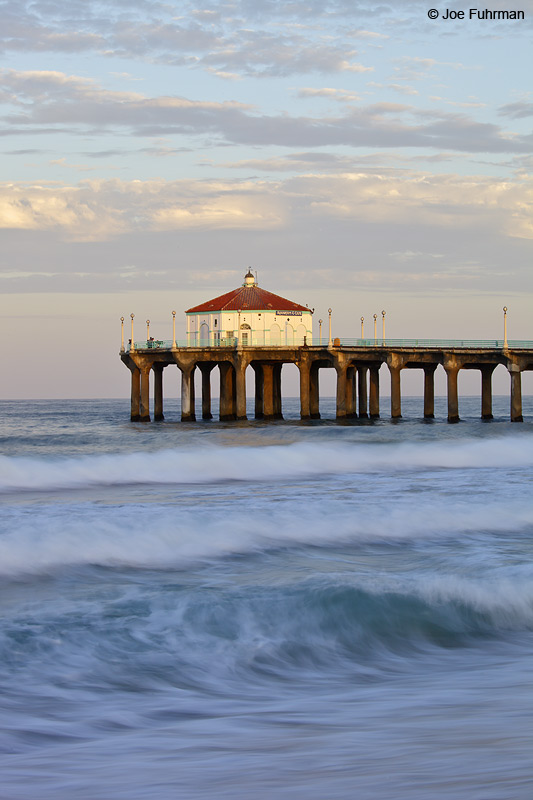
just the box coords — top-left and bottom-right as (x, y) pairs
(235, 362), (247, 420)
(509, 365), (523, 422)
(299, 361), (311, 419)
(273, 364), (283, 419)
(480, 365), (495, 420)
(253, 364), (264, 419)
(198, 364), (213, 420)
(358, 366), (368, 418)
(181, 365), (196, 421)
(389, 366), (402, 419)
(130, 366), (141, 421)
(262, 364), (275, 419)
(310, 364), (320, 419)
(336, 365), (348, 418)
(140, 366), (151, 421)
(219, 362), (236, 421)
(445, 366), (460, 423)
(153, 364), (164, 421)
(423, 365), (437, 419)
(346, 366), (357, 418)
(369, 365), (380, 419)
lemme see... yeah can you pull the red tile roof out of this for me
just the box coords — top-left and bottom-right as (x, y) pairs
(186, 285), (309, 313)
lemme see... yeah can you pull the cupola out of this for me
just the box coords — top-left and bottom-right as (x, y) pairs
(243, 269), (256, 287)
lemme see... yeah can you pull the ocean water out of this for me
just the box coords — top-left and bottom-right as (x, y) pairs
(1, 396), (533, 800)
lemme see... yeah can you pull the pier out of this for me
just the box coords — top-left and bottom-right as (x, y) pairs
(120, 340), (533, 423)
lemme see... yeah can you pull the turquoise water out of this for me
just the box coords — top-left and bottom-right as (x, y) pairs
(1, 397), (532, 799)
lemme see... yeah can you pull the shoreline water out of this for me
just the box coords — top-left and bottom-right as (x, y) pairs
(1, 398), (532, 799)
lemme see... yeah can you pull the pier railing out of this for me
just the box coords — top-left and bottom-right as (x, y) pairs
(126, 338), (533, 352)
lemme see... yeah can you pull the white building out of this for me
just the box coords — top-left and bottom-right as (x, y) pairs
(186, 270), (313, 347)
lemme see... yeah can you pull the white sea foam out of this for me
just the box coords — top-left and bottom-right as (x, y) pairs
(1, 494), (533, 580)
(1, 434), (533, 492)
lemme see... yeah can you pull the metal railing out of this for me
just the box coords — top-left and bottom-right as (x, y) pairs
(316, 338), (533, 349)
(124, 338), (533, 352)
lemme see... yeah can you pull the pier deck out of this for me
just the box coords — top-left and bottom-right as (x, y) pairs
(121, 340), (533, 422)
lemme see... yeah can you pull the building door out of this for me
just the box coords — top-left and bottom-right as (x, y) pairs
(240, 323), (251, 347)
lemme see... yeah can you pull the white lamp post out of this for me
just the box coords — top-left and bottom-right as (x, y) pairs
(146, 319), (150, 341)
(328, 308), (332, 347)
(360, 316), (364, 339)
(130, 313), (135, 352)
(319, 319), (323, 344)
(503, 306), (508, 349)
(172, 310), (177, 349)
(120, 316), (125, 352)
(373, 313), (377, 343)
(382, 310), (386, 344)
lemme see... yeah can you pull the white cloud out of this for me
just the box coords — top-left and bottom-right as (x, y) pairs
(297, 87), (360, 102)
(0, 172), (531, 244)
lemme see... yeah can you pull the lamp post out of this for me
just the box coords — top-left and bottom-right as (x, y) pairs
(503, 306), (508, 349)
(120, 316), (125, 352)
(373, 313), (377, 343)
(319, 319), (323, 344)
(146, 319), (150, 341)
(328, 308), (332, 347)
(360, 316), (364, 339)
(172, 310), (177, 349)
(382, 310), (386, 344)
(130, 313), (135, 352)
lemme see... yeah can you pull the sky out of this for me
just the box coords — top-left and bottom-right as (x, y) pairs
(0, 0), (532, 399)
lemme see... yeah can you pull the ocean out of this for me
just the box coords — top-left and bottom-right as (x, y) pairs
(1, 396), (532, 799)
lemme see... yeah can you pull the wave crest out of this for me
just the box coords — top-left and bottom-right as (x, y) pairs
(2, 435), (533, 492)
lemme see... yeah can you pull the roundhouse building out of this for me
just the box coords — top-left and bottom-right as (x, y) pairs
(186, 270), (313, 347)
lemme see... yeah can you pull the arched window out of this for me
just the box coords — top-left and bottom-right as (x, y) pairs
(296, 323), (307, 345)
(270, 323), (281, 346)
(285, 324), (295, 346)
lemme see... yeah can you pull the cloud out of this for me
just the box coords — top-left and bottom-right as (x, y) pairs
(0, 0), (376, 77)
(2, 0), (532, 86)
(1, 69), (531, 155)
(392, 57), (476, 82)
(347, 29), (389, 40)
(499, 102), (533, 119)
(217, 151), (413, 172)
(0, 172), (531, 244)
(297, 87), (361, 102)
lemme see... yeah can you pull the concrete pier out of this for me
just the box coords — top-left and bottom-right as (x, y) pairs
(121, 343), (533, 424)
(480, 365), (495, 420)
(198, 363), (213, 420)
(369, 365), (380, 419)
(153, 364), (164, 421)
(358, 366), (368, 419)
(423, 365), (436, 419)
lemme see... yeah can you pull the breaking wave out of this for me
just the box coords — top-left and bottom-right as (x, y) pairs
(2, 434), (533, 492)
(1, 496), (533, 577)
